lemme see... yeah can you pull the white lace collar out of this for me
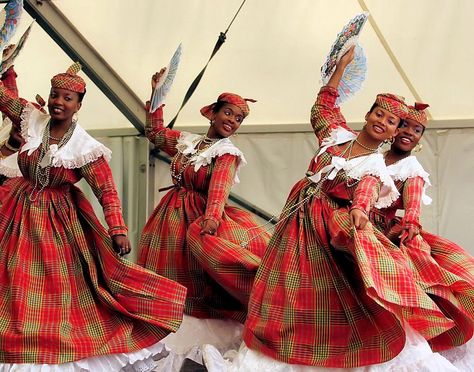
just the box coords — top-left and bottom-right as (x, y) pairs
(309, 126), (399, 208)
(176, 132), (246, 184)
(19, 103), (112, 169)
(0, 152), (21, 177)
(386, 155), (432, 205)
(0, 121), (21, 177)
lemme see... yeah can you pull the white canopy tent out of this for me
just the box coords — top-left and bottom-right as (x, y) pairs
(6, 0), (474, 254)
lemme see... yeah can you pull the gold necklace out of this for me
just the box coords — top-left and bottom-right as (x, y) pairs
(355, 137), (379, 152)
(170, 136), (219, 185)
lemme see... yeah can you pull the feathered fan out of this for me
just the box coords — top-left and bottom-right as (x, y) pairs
(0, 0), (23, 51)
(150, 43), (182, 113)
(0, 21), (33, 75)
(321, 12), (369, 106)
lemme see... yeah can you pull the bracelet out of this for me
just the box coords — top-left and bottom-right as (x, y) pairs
(4, 139), (20, 152)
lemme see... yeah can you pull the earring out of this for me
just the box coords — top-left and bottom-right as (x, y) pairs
(384, 137), (394, 145)
(72, 112), (79, 124)
(413, 143), (423, 153)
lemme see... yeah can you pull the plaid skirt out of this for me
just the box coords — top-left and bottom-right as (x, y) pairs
(388, 222), (474, 351)
(139, 187), (269, 323)
(0, 178), (186, 364)
(243, 178), (455, 368)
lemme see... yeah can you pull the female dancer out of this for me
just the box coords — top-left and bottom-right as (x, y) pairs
(0, 62), (186, 371)
(214, 47), (460, 371)
(372, 103), (474, 371)
(138, 68), (270, 368)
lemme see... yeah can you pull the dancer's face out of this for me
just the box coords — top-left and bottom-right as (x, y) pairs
(392, 118), (424, 152)
(209, 103), (244, 138)
(48, 88), (82, 123)
(364, 106), (400, 142)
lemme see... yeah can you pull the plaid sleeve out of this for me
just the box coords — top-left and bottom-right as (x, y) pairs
(203, 153), (238, 225)
(145, 102), (181, 157)
(0, 81), (28, 126)
(1, 66), (18, 97)
(80, 156), (128, 236)
(401, 176), (424, 228)
(310, 85), (353, 144)
(350, 175), (381, 214)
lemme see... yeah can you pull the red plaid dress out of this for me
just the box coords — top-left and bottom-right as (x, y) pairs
(242, 86), (454, 368)
(372, 164), (474, 352)
(138, 105), (270, 323)
(0, 88), (186, 365)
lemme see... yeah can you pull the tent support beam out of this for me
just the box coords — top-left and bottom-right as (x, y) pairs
(24, 0), (146, 132)
(358, 0), (432, 120)
(148, 119), (474, 134)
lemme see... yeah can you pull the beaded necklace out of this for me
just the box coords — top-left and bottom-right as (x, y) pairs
(170, 135), (220, 186)
(29, 120), (76, 201)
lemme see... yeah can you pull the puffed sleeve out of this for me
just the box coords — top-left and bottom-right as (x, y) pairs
(0, 81), (29, 126)
(79, 156), (128, 236)
(203, 153), (238, 226)
(145, 102), (181, 157)
(401, 176), (424, 229)
(1, 66), (19, 97)
(310, 85), (354, 144)
(350, 175), (381, 214)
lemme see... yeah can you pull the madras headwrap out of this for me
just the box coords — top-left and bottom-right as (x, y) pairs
(50, 61), (86, 93)
(200, 92), (256, 120)
(407, 102), (430, 126)
(375, 93), (408, 120)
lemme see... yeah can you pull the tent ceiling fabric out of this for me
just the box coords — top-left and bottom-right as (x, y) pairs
(7, 0), (474, 129)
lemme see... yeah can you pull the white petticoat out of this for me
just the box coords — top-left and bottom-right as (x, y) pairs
(0, 341), (168, 372)
(440, 336), (474, 372)
(204, 326), (464, 372)
(153, 315), (244, 372)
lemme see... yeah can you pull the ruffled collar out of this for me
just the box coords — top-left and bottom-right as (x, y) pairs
(176, 132), (246, 184)
(386, 154), (432, 205)
(310, 126), (399, 208)
(19, 103), (112, 169)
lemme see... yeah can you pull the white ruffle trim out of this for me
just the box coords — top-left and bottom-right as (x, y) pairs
(209, 326), (460, 372)
(316, 126), (357, 157)
(0, 152), (21, 177)
(0, 122), (21, 177)
(19, 103), (112, 169)
(311, 127), (398, 209)
(153, 315), (243, 372)
(0, 341), (169, 372)
(309, 152), (399, 209)
(387, 155), (432, 205)
(176, 132), (247, 184)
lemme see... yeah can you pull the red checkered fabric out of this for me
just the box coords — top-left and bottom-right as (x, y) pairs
(242, 87), (455, 367)
(50, 62), (86, 93)
(200, 92), (256, 120)
(407, 102), (430, 126)
(372, 176), (474, 351)
(375, 93), (408, 120)
(139, 103), (269, 323)
(0, 89), (186, 364)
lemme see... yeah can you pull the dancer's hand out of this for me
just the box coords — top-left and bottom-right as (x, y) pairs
(200, 219), (218, 236)
(151, 67), (166, 90)
(399, 224), (420, 244)
(8, 125), (24, 148)
(350, 208), (369, 230)
(337, 45), (355, 70)
(112, 234), (131, 256)
(327, 45), (355, 89)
